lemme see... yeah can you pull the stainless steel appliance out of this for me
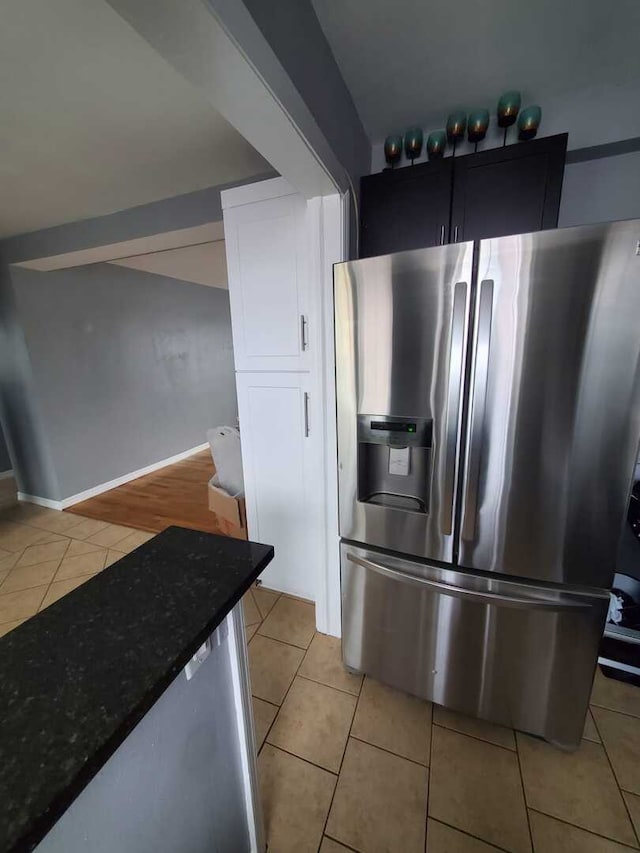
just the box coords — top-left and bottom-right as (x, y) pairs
(335, 220), (640, 749)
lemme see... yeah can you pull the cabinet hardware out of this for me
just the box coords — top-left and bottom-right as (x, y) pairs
(303, 392), (310, 437)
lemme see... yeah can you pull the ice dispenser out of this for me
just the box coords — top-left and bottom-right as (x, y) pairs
(357, 415), (432, 513)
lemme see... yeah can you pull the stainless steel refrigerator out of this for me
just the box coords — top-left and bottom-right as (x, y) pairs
(334, 219), (640, 749)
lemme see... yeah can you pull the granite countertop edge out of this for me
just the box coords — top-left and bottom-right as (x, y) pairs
(1, 527), (274, 853)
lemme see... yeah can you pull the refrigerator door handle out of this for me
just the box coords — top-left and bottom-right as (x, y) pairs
(461, 279), (494, 541)
(346, 552), (593, 612)
(441, 281), (468, 535)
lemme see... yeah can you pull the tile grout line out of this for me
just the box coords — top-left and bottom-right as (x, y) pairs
(425, 700), (435, 852)
(513, 732), (535, 852)
(264, 669), (360, 775)
(322, 832), (360, 852)
(251, 628), (315, 655)
(347, 733), (429, 770)
(431, 720), (517, 753)
(261, 631), (313, 720)
(36, 532), (74, 612)
(295, 671), (362, 699)
(316, 669), (364, 852)
(0, 522), (63, 619)
(430, 817), (515, 853)
(590, 705), (640, 848)
(590, 703), (640, 723)
(261, 741), (339, 779)
(1, 516), (149, 621)
(40, 532), (112, 609)
(256, 627), (314, 651)
(527, 807), (640, 851)
(249, 601), (284, 750)
(255, 629), (337, 846)
(254, 604), (314, 758)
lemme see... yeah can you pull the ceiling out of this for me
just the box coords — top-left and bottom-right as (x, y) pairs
(311, 0), (640, 144)
(0, 0), (270, 239)
(110, 242), (228, 289)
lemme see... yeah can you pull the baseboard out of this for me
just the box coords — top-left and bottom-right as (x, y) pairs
(0, 469), (15, 480)
(17, 493), (63, 511)
(18, 443), (209, 511)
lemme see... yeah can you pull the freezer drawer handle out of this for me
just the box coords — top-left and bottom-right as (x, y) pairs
(346, 553), (593, 612)
(441, 281), (468, 535)
(462, 279), (493, 541)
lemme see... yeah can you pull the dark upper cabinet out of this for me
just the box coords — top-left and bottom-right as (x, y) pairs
(450, 134), (567, 243)
(360, 158), (452, 258)
(359, 134), (567, 258)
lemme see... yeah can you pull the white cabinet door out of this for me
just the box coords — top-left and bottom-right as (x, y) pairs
(236, 372), (321, 601)
(224, 192), (311, 372)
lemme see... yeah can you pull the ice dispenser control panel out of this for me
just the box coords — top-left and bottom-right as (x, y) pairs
(357, 415), (433, 513)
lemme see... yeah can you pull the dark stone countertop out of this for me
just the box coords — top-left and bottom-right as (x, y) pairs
(0, 526), (273, 853)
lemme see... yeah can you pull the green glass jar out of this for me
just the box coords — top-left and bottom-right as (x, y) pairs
(446, 111), (467, 144)
(467, 109), (489, 143)
(426, 130), (447, 160)
(497, 90), (521, 128)
(404, 127), (424, 163)
(518, 106), (542, 141)
(384, 134), (403, 168)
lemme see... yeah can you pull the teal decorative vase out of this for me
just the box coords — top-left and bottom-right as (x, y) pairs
(384, 134), (403, 168)
(404, 127), (424, 164)
(467, 109), (490, 147)
(446, 112), (467, 154)
(497, 90), (521, 145)
(426, 130), (447, 160)
(518, 105), (542, 141)
(497, 90), (521, 127)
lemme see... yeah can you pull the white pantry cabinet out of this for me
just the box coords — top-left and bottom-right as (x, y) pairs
(235, 372), (322, 600)
(222, 179), (311, 373)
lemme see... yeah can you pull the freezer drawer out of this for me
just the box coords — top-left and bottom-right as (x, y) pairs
(341, 542), (608, 749)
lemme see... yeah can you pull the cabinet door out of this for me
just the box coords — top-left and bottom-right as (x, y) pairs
(451, 134), (567, 243)
(224, 193), (310, 372)
(236, 372), (321, 601)
(360, 159), (452, 258)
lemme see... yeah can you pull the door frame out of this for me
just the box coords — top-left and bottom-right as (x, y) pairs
(308, 193), (348, 637)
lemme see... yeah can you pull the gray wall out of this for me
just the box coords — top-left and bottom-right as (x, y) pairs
(559, 150), (640, 228)
(0, 258), (61, 497)
(0, 423), (11, 472)
(239, 0), (369, 188)
(0, 176), (273, 501)
(10, 264), (236, 500)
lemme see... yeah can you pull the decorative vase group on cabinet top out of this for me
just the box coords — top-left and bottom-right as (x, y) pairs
(383, 90), (543, 169)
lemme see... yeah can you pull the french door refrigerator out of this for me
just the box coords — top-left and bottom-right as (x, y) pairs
(335, 219), (640, 749)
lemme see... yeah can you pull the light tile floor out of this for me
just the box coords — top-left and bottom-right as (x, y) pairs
(3, 505), (640, 853)
(0, 503), (155, 635)
(244, 587), (640, 853)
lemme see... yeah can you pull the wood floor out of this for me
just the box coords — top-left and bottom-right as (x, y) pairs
(66, 450), (225, 535)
